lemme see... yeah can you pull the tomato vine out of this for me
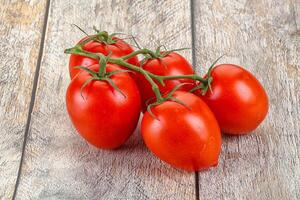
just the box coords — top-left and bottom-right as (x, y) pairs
(64, 30), (221, 116)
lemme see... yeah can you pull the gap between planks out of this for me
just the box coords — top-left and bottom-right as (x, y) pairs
(190, 0), (200, 199)
(12, 0), (51, 199)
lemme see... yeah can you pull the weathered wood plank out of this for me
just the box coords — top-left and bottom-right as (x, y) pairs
(0, 1), (47, 199)
(193, 0), (300, 199)
(16, 0), (195, 199)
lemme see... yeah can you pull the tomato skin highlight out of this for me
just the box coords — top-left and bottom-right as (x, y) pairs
(136, 52), (195, 109)
(69, 36), (139, 79)
(141, 91), (221, 172)
(66, 64), (141, 149)
(197, 64), (269, 134)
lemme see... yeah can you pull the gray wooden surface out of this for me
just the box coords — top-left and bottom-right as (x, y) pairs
(0, 1), (47, 199)
(0, 0), (299, 199)
(193, 0), (300, 199)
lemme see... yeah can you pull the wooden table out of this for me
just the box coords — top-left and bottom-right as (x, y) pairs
(1, 0), (299, 199)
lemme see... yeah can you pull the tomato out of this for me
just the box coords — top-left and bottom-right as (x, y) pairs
(197, 64), (268, 134)
(136, 52), (195, 109)
(66, 64), (141, 149)
(69, 36), (139, 79)
(141, 91), (221, 172)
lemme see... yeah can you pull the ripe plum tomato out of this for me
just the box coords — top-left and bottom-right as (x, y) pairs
(69, 36), (139, 79)
(66, 64), (141, 149)
(197, 64), (268, 134)
(136, 52), (195, 110)
(141, 91), (221, 172)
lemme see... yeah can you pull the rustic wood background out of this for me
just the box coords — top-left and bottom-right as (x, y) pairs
(0, 0), (299, 199)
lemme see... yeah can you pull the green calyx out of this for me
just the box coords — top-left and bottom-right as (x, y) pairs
(146, 83), (192, 120)
(189, 55), (224, 95)
(72, 24), (117, 46)
(142, 46), (190, 59)
(92, 26), (117, 45)
(75, 55), (129, 99)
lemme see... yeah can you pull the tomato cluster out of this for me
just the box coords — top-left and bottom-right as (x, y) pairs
(65, 30), (268, 172)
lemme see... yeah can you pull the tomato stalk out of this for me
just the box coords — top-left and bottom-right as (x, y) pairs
(159, 74), (206, 82)
(121, 46), (190, 60)
(64, 45), (219, 104)
(65, 47), (209, 84)
(65, 47), (165, 102)
(121, 49), (158, 60)
(109, 58), (165, 103)
(65, 47), (99, 59)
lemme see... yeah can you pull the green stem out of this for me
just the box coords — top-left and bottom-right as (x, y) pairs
(158, 74), (206, 82)
(64, 46), (209, 102)
(98, 54), (107, 77)
(64, 47), (99, 59)
(109, 58), (164, 102)
(66, 47), (206, 83)
(65, 47), (160, 80)
(99, 63), (106, 76)
(121, 49), (158, 60)
(65, 47), (164, 102)
(120, 50), (207, 83)
(76, 35), (98, 48)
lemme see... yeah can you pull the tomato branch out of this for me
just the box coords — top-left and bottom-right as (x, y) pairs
(120, 49), (158, 60)
(65, 46), (165, 102)
(64, 45), (215, 102)
(66, 47), (208, 82)
(109, 58), (165, 102)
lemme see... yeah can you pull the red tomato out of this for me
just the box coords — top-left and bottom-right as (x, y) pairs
(66, 64), (141, 149)
(69, 36), (139, 79)
(136, 52), (195, 109)
(197, 64), (268, 134)
(141, 91), (221, 172)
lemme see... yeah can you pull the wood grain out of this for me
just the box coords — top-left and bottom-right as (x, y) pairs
(193, 0), (300, 199)
(15, 0), (195, 199)
(0, 1), (47, 199)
